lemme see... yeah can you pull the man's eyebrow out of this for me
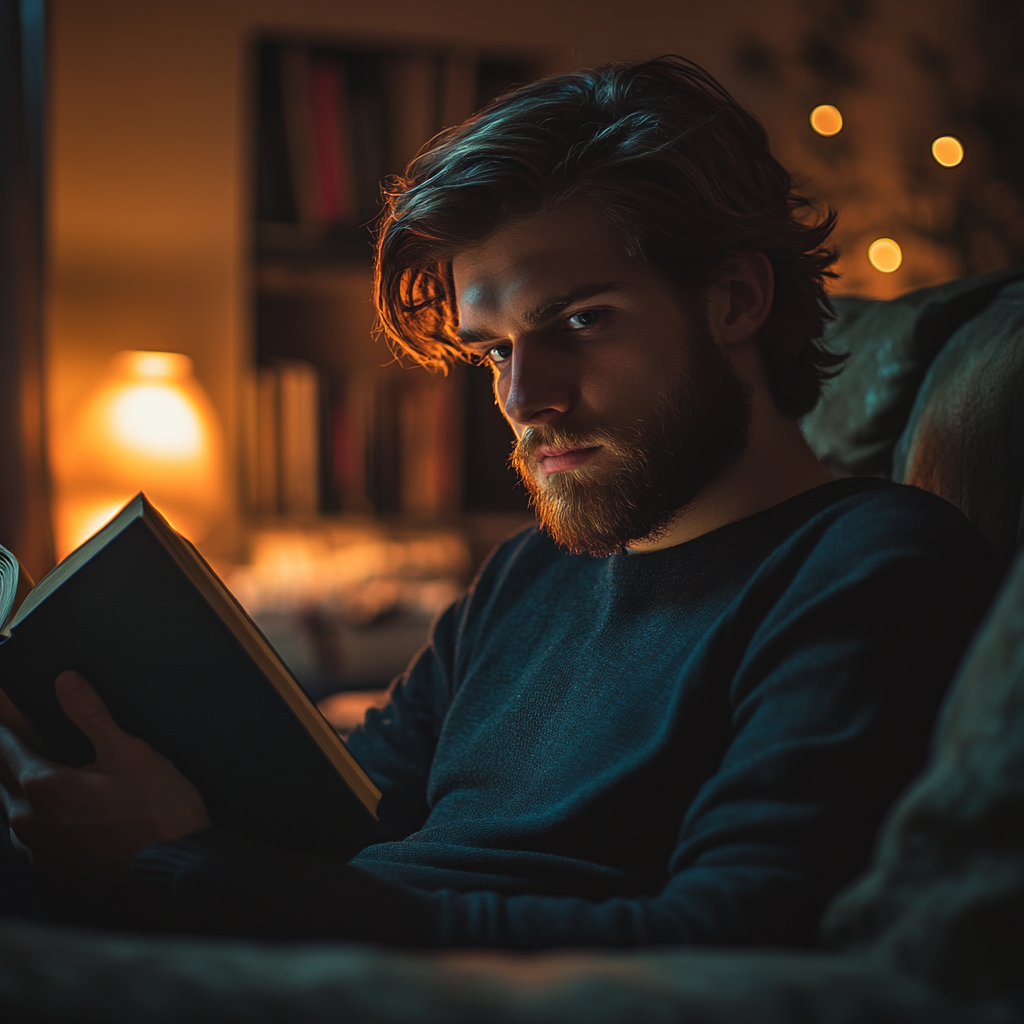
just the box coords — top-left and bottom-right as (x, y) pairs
(456, 281), (625, 349)
(457, 326), (500, 347)
(523, 282), (624, 327)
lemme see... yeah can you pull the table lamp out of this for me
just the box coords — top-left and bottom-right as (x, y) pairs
(53, 351), (226, 558)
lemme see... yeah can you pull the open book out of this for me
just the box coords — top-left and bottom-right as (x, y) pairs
(0, 494), (380, 858)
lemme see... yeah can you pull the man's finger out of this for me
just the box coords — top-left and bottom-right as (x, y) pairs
(54, 671), (124, 758)
(0, 768), (21, 817)
(0, 723), (53, 780)
(0, 687), (41, 747)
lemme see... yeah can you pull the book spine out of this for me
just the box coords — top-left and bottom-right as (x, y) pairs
(388, 55), (439, 175)
(280, 45), (321, 224)
(278, 362), (320, 516)
(255, 367), (280, 515)
(399, 373), (462, 518)
(308, 56), (357, 224)
(439, 50), (478, 129)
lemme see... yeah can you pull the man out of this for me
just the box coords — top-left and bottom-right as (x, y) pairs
(0, 57), (1000, 947)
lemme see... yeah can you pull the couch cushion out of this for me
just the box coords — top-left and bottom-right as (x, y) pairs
(802, 270), (1024, 479)
(0, 918), (1011, 1023)
(892, 278), (1024, 558)
(823, 542), (1024, 1000)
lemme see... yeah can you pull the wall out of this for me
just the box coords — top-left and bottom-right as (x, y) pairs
(46, 0), (986, 559)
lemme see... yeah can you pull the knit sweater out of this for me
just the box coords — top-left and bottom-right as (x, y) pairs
(132, 479), (1001, 948)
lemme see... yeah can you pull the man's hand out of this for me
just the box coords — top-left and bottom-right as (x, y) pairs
(0, 671), (211, 884)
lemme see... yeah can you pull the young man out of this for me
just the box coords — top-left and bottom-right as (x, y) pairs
(0, 57), (1001, 947)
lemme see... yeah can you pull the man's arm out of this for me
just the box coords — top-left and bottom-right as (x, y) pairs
(127, 516), (1000, 947)
(345, 599), (461, 841)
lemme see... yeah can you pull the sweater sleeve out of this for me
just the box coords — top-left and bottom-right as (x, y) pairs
(130, 509), (999, 948)
(343, 598), (461, 841)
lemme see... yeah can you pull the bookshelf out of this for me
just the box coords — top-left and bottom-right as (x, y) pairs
(249, 36), (541, 524)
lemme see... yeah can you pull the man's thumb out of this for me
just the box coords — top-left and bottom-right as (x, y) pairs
(54, 670), (120, 754)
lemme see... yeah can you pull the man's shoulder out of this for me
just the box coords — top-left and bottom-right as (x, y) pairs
(812, 480), (994, 551)
(782, 480), (1002, 587)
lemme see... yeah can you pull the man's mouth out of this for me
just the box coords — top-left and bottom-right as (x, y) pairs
(535, 444), (602, 476)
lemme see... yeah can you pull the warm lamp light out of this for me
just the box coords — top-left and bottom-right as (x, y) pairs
(810, 104), (843, 137)
(53, 351), (226, 558)
(932, 135), (964, 167)
(868, 238), (903, 273)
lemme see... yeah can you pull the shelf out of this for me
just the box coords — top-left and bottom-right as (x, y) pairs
(255, 221), (375, 266)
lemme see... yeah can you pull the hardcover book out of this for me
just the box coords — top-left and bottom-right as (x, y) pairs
(0, 494), (380, 859)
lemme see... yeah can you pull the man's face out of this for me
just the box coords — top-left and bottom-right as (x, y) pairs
(452, 202), (750, 556)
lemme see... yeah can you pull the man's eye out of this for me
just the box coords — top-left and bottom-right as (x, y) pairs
(567, 310), (601, 329)
(488, 344), (513, 364)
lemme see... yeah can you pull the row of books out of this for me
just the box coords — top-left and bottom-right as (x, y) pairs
(246, 361), (463, 520)
(249, 361), (322, 517)
(258, 42), (483, 228)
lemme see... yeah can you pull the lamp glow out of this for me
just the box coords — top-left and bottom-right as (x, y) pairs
(810, 104), (843, 137)
(53, 350), (226, 558)
(868, 238), (903, 273)
(109, 385), (204, 458)
(932, 136), (964, 167)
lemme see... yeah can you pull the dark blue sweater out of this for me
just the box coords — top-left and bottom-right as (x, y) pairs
(135, 479), (1001, 948)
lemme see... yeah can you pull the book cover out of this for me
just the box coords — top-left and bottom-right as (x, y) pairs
(0, 496), (379, 858)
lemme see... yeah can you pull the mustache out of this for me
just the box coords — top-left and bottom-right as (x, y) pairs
(512, 425), (635, 465)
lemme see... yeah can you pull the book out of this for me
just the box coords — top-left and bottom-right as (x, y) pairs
(308, 54), (357, 224)
(280, 46), (358, 227)
(0, 494), (380, 859)
(387, 55), (439, 174)
(252, 362), (321, 517)
(280, 45), (321, 225)
(278, 361), (321, 516)
(399, 373), (462, 518)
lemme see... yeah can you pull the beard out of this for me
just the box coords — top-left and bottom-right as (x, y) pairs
(511, 317), (751, 557)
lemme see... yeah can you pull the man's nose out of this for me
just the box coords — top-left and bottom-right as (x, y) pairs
(499, 336), (574, 428)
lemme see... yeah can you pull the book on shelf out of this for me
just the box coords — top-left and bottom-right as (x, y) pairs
(278, 361), (321, 515)
(262, 41), (491, 239)
(308, 54), (357, 223)
(252, 361), (321, 516)
(387, 54), (439, 173)
(398, 373), (462, 518)
(0, 494), (380, 858)
(280, 46), (357, 226)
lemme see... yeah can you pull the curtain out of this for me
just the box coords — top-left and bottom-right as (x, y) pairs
(0, 0), (52, 580)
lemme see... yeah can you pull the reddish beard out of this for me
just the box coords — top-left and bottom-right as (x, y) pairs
(511, 323), (751, 556)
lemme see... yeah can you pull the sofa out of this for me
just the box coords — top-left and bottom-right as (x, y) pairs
(1, 271), (1023, 1023)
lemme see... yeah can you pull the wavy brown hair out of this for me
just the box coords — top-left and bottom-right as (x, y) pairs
(374, 55), (843, 418)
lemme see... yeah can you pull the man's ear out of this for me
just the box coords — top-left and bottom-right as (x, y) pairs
(705, 252), (774, 350)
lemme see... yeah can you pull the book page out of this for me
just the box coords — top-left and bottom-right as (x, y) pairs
(0, 544), (18, 634)
(9, 496), (142, 631)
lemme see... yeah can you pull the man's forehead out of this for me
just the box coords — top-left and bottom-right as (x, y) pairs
(452, 207), (634, 323)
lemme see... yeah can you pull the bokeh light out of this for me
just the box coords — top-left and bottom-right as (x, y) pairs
(868, 238), (903, 273)
(932, 136), (964, 167)
(810, 104), (843, 137)
(109, 384), (204, 458)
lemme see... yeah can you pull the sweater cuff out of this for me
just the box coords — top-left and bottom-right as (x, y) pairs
(131, 829), (436, 944)
(130, 828), (222, 897)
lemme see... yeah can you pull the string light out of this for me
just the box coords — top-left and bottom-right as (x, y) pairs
(932, 136), (964, 167)
(810, 104), (843, 137)
(868, 238), (903, 273)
